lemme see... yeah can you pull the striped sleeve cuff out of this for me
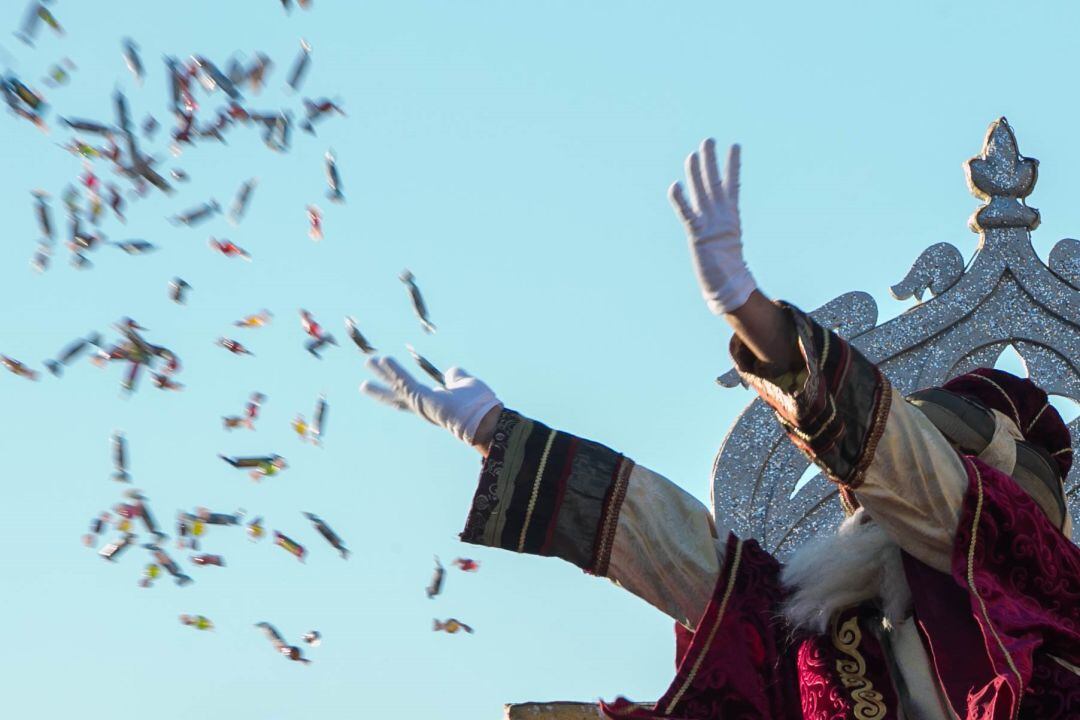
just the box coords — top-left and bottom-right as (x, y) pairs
(460, 408), (633, 574)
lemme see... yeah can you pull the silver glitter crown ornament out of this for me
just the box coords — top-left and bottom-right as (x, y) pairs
(714, 118), (1079, 558)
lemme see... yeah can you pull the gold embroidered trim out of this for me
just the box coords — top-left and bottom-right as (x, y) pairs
(789, 395), (839, 444)
(1025, 401), (1050, 435)
(849, 375), (893, 490)
(1052, 447), (1073, 456)
(964, 460), (1022, 718)
(593, 458), (633, 576)
(967, 374), (1022, 429)
(517, 430), (557, 552)
(830, 615), (887, 720)
(663, 539), (744, 714)
(818, 324), (831, 372)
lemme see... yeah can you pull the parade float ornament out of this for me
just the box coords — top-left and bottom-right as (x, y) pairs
(714, 118), (1080, 559)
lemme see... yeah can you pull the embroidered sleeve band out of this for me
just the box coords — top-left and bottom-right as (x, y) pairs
(460, 408), (634, 574)
(730, 301), (891, 489)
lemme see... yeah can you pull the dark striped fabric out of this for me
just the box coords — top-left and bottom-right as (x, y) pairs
(460, 408), (634, 574)
(730, 302), (891, 491)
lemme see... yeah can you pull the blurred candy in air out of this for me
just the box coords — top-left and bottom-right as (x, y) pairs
(61, 117), (111, 135)
(197, 507), (244, 526)
(83, 512), (112, 547)
(1, 355), (39, 381)
(302, 630), (321, 647)
(144, 543), (192, 586)
(36, 4), (63, 36)
(223, 391), (266, 430)
(344, 316), (376, 354)
(324, 149), (343, 203)
(99, 533), (135, 562)
(169, 199), (220, 226)
(30, 241), (50, 273)
(303, 511), (347, 559)
(291, 414), (310, 442)
(97, 318), (183, 394)
(139, 563), (161, 588)
(142, 114), (158, 138)
(169, 278), (191, 304)
(285, 39), (312, 92)
(179, 614), (214, 631)
(255, 622), (312, 664)
(234, 310), (272, 329)
(190, 554), (225, 567)
(228, 177), (257, 225)
(400, 269), (436, 334)
(306, 204), (322, 241)
(219, 454), (286, 481)
(301, 98), (344, 134)
(299, 309), (336, 358)
(111, 431), (131, 483)
(426, 556), (445, 599)
(453, 558), (479, 572)
(209, 238), (251, 261)
(192, 56), (242, 100)
(3, 74), (49, 132)
(216, 337), (253, 355)
(45, 333), (98, 377)
(107, 184), (125, 222)
(42, 58), (76, 87)
(151, 371), (184, 391)
(406, 344), (446, 387)
(247, 516), (265, 542)
(122, 38), (143, 86)
(274, 531), (306, 562)
(305, 334), (337, 359)
(127, 490), (165, 539)
(245, 54), (273, 94)
(31, 189), (52, 240)
(111, 239), (156, 255)
(311, 394), (328, 446)
(433, 618), (474, 635)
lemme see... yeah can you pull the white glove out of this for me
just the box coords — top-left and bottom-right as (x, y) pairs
(359, 356), (503, 445)
(669, 139), (756, 315)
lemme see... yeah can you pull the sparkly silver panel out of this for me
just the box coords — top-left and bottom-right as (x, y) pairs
(713, 118), (1080, 558)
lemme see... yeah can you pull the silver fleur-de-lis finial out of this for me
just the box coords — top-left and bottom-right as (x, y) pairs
(964, 117), (1040, 232)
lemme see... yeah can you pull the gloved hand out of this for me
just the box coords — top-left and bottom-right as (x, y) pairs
(669, 138), (756, 315)
(359, 356), (503, 446)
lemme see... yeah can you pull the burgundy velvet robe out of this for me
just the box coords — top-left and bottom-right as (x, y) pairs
(600, 457), (1080, 719)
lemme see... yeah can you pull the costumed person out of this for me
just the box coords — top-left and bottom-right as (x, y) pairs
(361, 139), (1080, 719)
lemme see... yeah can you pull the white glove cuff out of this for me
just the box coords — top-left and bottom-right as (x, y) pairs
(455, 397), (504, 445)
(703, 266), (756, 315)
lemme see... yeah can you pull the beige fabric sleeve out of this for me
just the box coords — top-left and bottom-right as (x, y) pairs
(852, 388), (969, 573)
(605, 464), (725, 629)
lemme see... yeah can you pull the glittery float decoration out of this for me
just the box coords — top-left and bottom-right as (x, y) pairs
(713, 118), (1079, 558)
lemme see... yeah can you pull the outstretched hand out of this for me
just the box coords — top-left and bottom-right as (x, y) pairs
(669, 138), (756, 315)
(360, 356), (503, 452)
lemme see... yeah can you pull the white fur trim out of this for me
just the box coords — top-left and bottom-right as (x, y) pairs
(781, 509), (912, 634)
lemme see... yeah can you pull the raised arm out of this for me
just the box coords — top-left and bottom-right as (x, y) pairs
(667, 139), (799, 374)
(359, 357), (724, 627)
(670, 139), (968, 571)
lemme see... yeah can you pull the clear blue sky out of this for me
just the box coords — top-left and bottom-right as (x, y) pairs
(2, 1), (1078, 718)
